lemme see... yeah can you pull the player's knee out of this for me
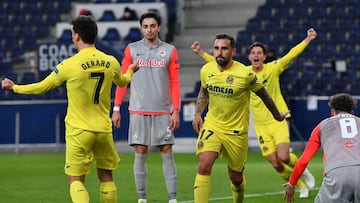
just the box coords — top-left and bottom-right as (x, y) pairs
(229, 174), (243, 186)
(197, 164), (212, 175)
(277, 151), (290, 163)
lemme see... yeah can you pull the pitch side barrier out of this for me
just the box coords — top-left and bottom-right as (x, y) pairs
(1, 96), (360, 153)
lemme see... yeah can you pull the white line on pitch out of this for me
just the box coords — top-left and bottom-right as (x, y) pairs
(179, 187), (320, 203)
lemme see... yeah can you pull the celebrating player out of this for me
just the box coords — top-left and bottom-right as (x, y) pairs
(191, 28), (318, 198)
(2, 15), (139, 203)
(192, 33), (288, 203)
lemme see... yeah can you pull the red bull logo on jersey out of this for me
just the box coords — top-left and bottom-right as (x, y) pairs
(137, 58), (166, 67)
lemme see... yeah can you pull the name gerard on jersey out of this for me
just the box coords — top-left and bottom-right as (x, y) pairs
(81, 60), (110, 70)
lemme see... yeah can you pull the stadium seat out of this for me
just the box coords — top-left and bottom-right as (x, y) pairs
(4, 71), (18, 83)
(99, 10), (117, 22)
(56, 0), (71, 12)
(33, 26), (50, 38)
(102, 28), (122, 41)
(0, 62), (13, 76)
(46, 13), (61, 26)
(57, 29), (73, 44)
(124, 27), (142, 43)
(116, 0), (134, 2)
(20, 72), (37, 84)
(21, 1), (39, 14)
(93, 0), (112, 3)
(4, 0), (21, 13)
(10, 45), (25, 59)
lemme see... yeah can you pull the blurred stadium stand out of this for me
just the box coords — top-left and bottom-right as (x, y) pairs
(0, 0), (181, 100)
(183, 0), (360, 98)
(3, 0), (360, 101)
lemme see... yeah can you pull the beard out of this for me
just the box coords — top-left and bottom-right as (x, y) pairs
(216, 57), (230, 68)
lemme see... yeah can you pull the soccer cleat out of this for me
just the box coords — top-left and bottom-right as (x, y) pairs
(299, 187), (309, 198)
(138, 199), (147, 203)
(302, 168), (315, 189)
(169, 199), (178, 203)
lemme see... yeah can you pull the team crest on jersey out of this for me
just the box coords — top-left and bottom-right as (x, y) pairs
(344, 140), (355, 148)
(197, 141), (204, 149)
(159, 50), (166, 57)
(226, 76), (234, 84)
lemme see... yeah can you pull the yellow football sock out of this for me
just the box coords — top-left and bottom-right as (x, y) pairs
(70, 180), (89, 203)
(296, 179), (307, 188)
(278, 163), (307, 188)
(231, 176), (246, 203)
(288, 153), (299, 167)
(100, 181), (117, 203)
(278, 163), (293, 181)
(194, 174), (210, 203)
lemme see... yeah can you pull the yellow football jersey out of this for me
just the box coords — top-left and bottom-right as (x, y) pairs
(200, 60), (262, 133)
(13, 47), (133, 134)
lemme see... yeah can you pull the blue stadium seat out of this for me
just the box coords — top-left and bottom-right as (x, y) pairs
(0, 62), (13, 76)
(4, 0), (21, 13)
(93, 0), (112, 3)
(99, 10), (117, 22)
(46, 13), (61, 26)
(116, 0), (134, 2)
(4, 72), (18, 83)
(56, 0), (71, 12)
(124, 27), (142, 43)
(102, 28), (121, 41)
(27, 13), (45, 26)
(21, 1), (39, 14)
(33, 26), (50, 38)
(10, 45), (25, 59)
(57, 29), (73, 44)
(20, 72), (37, 84)
(22, 36), (38, 50)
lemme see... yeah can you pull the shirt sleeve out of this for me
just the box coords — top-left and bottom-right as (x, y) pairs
(275, 40), (308, 73)
(169, 47), (181, 111)
(114, 46), (132, 106)
(289, 123), (321, 185)
(13, 72), (62, 94)
(202, 52), (215, 63)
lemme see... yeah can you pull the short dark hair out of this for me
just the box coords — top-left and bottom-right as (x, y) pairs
(139, 12), (161, 26)
(328, 93), (356, 113)
(248, 42), (268, 55)
(71, 15), (97, 44)
(215, 34), (235, 48)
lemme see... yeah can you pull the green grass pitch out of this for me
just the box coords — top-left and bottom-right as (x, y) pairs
(0, 152), (323, 202)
